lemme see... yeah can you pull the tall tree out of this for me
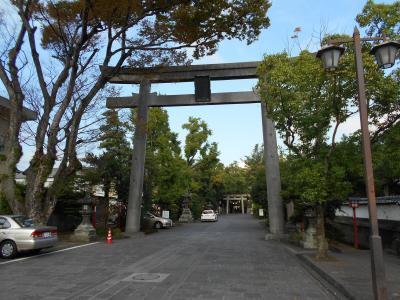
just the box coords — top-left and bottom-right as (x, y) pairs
(182, 117), (222, 217)
(130, 107), (187, 219)
(220, 162), (249, 195)
(244, 144), (267, 209)
(356, 0), (400, 140)
(257, 50), (355, 259)
(84, 109), (131, 227)
(0, 0), (271, 223)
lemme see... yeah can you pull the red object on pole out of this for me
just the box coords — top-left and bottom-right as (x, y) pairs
(106, 227), (112, 244)
(352, 206), (359, 249)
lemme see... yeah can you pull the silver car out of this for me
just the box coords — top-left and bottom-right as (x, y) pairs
(0, 215), (58, 259)
(143, 212), (173, 229)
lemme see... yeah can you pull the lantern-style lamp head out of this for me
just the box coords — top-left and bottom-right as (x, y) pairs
(349, 198), (359, 209)
(370, 41), (400, 69)
(316, 45), (345, 71)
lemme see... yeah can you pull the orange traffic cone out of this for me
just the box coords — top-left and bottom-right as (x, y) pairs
(106, 227), (112, 244)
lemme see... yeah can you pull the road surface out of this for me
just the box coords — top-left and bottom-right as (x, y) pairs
(0, 214), (336, 299)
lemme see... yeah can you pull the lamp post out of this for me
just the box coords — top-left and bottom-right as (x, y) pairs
(317, 27), (400, 300)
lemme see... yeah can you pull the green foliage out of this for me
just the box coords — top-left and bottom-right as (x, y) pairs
(182, 117), (212, 166)
(280, 156), (351, 207)
(85, 109), (131, 209)
(356, 1), (400, 139)
(131, 108), (187, 217)
(356, 0), (400, 39)
(217, 161), (249, 195)
(0, 193), (12, 214)
(257, 50), (353, 209)
(373, 124), (400, 194)
(243, 144), (267, 209)
(332, 125), (400, 197)
(37, 0), (272, 61)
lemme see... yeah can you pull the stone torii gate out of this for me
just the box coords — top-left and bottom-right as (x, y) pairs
(103, 62), (285, 238)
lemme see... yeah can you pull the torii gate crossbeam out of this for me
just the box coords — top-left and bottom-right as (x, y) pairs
(104, 61), (285, 238)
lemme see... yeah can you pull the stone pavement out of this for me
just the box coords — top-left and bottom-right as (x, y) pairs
(288, 243), (400, 300)
(1, 215), (337, 300)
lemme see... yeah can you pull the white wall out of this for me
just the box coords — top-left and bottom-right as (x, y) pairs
(336, 204), (400, 221)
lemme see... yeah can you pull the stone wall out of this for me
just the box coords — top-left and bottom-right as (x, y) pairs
(332, 216), (400, 254)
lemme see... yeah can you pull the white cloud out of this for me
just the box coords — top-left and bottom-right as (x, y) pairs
(335, 113), (361, 139)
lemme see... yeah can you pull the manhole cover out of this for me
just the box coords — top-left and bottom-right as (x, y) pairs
(122, 273), (169, 283)
(132, 273), (160, 281)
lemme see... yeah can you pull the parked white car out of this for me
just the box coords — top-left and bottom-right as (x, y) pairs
(0, 215), (58, 259)
(200, 210), (218, 222)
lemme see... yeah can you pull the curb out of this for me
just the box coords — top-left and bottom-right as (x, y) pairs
(296, 252), (357, 300)
(283, 244), (357, 300)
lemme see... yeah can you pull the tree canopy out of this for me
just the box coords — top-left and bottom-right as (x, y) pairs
(0, 0), (272, 222)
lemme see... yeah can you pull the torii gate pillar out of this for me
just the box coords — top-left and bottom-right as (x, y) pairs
(261, 102), (285, 238)
(125, 79), (150, 234)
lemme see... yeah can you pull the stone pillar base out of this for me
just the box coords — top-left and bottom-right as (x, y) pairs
(179, 208), (193, 223)
(300, 225), (317, 249)
(73, 224), (97, 242)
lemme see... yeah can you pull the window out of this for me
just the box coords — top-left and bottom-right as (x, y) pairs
(0, 217), (10, 229)
(12, 216), (35, 228)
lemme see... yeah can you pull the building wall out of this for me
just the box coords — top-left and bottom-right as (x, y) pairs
(336, 204), (400, 221)
(333, 216), (400, 250)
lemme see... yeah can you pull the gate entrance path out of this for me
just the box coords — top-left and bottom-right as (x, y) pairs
(103, 61), (284, 237)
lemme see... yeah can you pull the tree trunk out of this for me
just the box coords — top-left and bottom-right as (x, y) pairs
(0, 94), (25, 214)
(104, 182), (110, 229)
(315, 205), (328, 260)
(0, 142), (24, 214)
(24, 154), (56, 224)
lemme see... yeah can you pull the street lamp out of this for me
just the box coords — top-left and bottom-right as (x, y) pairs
(370, 41), (400, 69)
(317, 27), (399, 300)
(316, 45), (345, 71)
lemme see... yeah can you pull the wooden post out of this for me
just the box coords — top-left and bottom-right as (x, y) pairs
(125, 79), (150, 234)
(261, 102), (285, 237)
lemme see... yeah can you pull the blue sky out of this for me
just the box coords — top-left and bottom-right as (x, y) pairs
(110, 0), (393, 166)
(1, 0), (395, 168)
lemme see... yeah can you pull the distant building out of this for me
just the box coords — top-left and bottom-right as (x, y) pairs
(336, 196), (400, 222)
(15, 167), (117, 199)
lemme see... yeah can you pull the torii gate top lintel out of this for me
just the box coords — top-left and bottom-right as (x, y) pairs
(102, 60), (261, 84)
(104, 61), (263, 108)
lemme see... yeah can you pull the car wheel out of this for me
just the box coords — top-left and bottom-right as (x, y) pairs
(154, 222), (162, 229)
(0, 240), (17, 259)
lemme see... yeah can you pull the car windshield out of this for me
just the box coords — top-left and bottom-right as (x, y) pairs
(12, 216), (35, 228)
(203, 210), (214, 214)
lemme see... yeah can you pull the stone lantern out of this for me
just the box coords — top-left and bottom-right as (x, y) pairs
(178, 191), (193, 223)
(300, 208), (317, 249)
(74, 193), (97, 241)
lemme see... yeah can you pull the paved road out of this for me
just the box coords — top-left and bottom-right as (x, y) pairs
(0, 214), (335, 300)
